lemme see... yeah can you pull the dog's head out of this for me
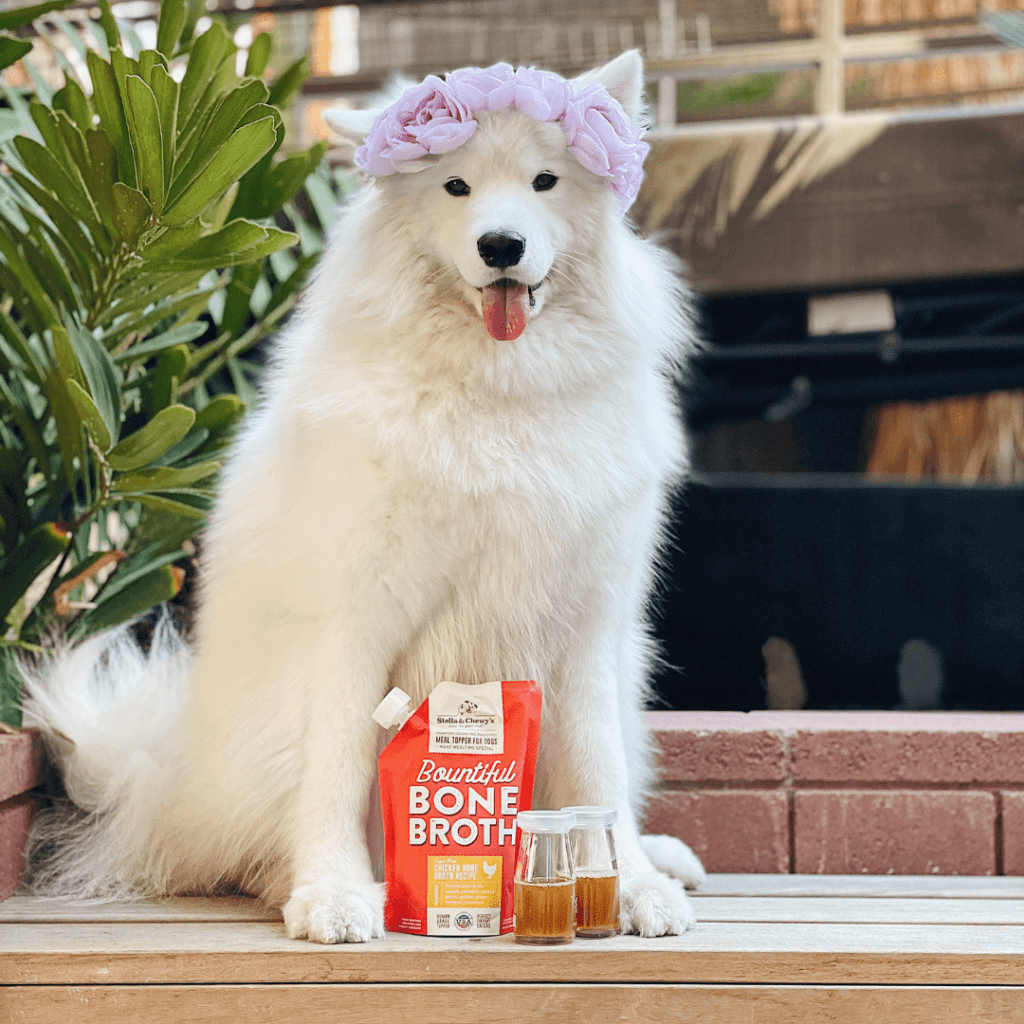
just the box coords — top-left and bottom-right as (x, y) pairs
(324, 52), (647, 344)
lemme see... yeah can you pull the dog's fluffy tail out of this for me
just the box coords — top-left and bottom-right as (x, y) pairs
(20, 611), (189, 899)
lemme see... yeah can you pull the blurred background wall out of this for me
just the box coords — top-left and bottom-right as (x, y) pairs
(5, 0), (1024, 712)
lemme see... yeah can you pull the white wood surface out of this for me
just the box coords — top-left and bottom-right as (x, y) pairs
(2, 873), (1022, 1022)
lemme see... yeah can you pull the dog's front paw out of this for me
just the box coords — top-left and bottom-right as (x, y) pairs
(640, 833), (706, 890)
(620, 871), (696, 936)
(283, 877), (385, 943)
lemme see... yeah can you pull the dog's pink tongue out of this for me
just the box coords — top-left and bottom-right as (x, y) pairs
(481, 282), (529, 341)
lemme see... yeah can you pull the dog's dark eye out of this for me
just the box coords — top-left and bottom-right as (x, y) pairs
(532, 172), (557, 192)
(445, 178), (470, 197)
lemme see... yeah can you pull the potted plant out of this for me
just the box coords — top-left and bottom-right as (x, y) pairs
(0, 0), (339, 896)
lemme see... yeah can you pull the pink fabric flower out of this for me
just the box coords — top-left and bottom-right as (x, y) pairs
(354, 64), (647, 213)
(355, 76), (477, 174)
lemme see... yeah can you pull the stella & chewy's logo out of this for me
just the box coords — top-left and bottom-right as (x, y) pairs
(429, 681), (505, 755)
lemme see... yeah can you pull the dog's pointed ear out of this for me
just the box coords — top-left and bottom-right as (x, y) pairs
(322, 107), (378, 146)
(576, 49), (645, 126)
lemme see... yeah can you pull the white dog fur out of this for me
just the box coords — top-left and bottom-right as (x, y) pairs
(23, 50), (705, 942)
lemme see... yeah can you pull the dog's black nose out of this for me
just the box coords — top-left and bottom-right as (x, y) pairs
(477, 232), (525, 268)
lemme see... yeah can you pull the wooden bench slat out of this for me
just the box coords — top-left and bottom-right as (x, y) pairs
(3, 983), (1024, 1024)
(4, 893), (1021, 925)
(3, 920), (1023, 985)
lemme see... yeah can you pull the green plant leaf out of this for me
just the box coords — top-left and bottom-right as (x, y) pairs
(68, 322), (122, 444)
(0, 35), (32, 73)
(0, 0), (74, 31)
(156, 0), (187, 59)
(162, 116), (278, 226)
(148, 219), (292, 271)
(113, 461), (217, 494)
(53, 77), (93, 137)
(245, 32), (273, 78)
(123, 75), (164, 214)
(66, 378), (112, 451)
(177, 21), (235, 129)
(106, 405), (195, 471)
(150, 64), (178, 187)
(87, 49), (134, 189)
(267, 55), (309, 109)
(80, 562), (183, 635)
(95, 0), (119, 51)
(111, 181), (152, 246)
(168, 79), (268, 204)
(146, 343), (189, 411)
(127, 492), (208, 519)
(195, 392), (245, 438)
(0, 521), (70, 626)
(0, 646), (23, 727)
(50, 325), (86, 390)
(113, 319), (206, 363)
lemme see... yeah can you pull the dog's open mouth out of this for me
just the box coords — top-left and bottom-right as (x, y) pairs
(478, 278), (540, 342)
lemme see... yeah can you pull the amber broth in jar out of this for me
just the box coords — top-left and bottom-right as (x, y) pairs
(574, 873), (619, 937)
(513, 879), (575, 944)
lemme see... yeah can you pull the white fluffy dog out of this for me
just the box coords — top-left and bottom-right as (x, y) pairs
(24, 50), (704, 942)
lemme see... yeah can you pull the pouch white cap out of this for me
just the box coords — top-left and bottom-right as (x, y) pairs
(516, 810), (576, 833)
(561, 806), (618, 828)
(372, 687), (413, 730)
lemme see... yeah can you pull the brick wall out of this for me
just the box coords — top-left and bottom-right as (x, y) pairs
(0, 732), (42, 901)
(645, 711), (1024, 875)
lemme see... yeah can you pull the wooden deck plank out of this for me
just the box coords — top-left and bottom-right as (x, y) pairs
(4, 893), (1022, 925)
(3, 920), (1023, 985)
(3, 984), (1024, 1024)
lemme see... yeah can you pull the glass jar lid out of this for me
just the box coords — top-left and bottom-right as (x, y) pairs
(561, 805), (618, 827)
(517, 810), (576, 833)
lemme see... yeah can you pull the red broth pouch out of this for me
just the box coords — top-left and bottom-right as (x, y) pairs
(373, 679), (542, 936)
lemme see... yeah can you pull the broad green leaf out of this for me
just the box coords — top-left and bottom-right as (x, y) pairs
(0, 306), (44, 384)
(53, 78), (92, 136)
(220, 260), (260, 337)
(94, 0), (119, 49)
(0, 217), (61, 328)
(111, 181), (152, 246)
(81, 563), (183, 635)
(149, 221), (297, 271)
(0, 0), (74, 30)
(124, 75), (163, 213)
(66, 378), (112, 451)
(0, 35), (32, 73)
(107, 405), (195, 471)
(150, 64), (178, 186)
(113, 320), (206, 363)
(125, 492), (207, 519)
(234, 141), (328, 221)
(136, 49), (166, 84)
(13, 135), (104, 242)
(87, 49), (134, 189)
(0, 647), (23, 727)
(0, 521), (70, 625)
(245, 32), (273, 78)
(195, 393), (245, 438)
(156, 0), (186, 58)
(267, 55), (309, 109)
(168, 78), (268, 201)
(146, 344), (189, 411)
(68, 323), (122, 444)
(50, 325), (86, 390)
(83, 128), (118, 235)
(113, 461), (217, 494)
(149, 425), (209, 466)
(162, 117), (277, 226)
(177, 22), (235, 129)
(8, 168), (95, 271)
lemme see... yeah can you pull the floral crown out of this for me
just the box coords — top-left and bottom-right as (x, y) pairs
(354, 63), (649, 215)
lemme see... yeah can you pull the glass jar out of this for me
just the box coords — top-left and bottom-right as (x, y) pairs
(561, 806), (619, 938)
(513, 810), (576, 945)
